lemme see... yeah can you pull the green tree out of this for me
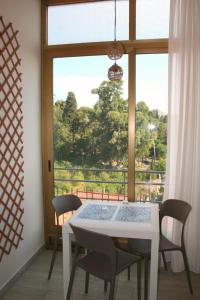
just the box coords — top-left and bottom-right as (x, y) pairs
(157, 122), (167, 144)
(136, 101), (149, 114)
(54, 100), (65, 123)
(72, 107), (97, 166)
(53, 100), (66, 161)
(61, 92), (78, 158)
(62, 91), (77, 123)
(53, 82), (168, 181)
(135, 104), (151, 162)
(92, 80), (128, 167)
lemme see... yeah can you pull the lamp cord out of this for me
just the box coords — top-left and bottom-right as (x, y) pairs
(114, 0), (117, 41)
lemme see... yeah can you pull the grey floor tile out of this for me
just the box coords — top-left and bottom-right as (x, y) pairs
(2, 250), (200, 300)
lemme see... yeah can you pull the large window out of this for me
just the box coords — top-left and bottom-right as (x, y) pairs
(42, 0), (169, 240)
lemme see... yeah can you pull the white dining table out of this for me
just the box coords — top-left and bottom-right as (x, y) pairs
(62, 200), (159, 300)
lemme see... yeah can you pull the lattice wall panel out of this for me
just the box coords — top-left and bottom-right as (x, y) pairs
(0, 16), (24, 262)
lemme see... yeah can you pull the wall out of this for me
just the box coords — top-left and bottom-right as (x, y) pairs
(0, 0), (44, 289)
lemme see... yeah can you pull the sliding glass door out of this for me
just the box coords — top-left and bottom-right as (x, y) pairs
(53, 55), (128, 203)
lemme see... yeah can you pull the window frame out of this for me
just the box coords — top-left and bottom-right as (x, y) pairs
(41, 0), (168, 240)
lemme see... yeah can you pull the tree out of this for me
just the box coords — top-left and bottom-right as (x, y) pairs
(62, 91), (77, 123)
(72, 107), (97, 166)
(92, 80), (128, 166)
(136, 101), (149, 114)
(157, 122), (167, 144)
(92, 80), (124, 114)
(135, 106), (151, 162)
(54, 100), (65, 124)
(61, 92), (78, 156)
(154, 142), (167, 160)
(53, 83), (168, 175)
(54, 100), (66, 161)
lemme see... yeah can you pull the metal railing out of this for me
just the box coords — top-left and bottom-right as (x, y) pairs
(54, 167), (165, 202)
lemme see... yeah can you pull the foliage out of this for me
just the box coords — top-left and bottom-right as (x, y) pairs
(53, 80), (167, 199)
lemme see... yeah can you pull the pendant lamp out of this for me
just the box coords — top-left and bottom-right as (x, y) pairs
(107, 0), (123, 81)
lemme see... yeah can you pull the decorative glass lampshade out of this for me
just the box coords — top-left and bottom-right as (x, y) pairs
(108, 62), (123, 81)
(107, 41), (124, 60)
(107, 0), (123, 81)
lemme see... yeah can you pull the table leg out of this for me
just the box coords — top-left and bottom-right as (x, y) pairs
(62, 228), (71, 300)
(149, 233), (159, 300)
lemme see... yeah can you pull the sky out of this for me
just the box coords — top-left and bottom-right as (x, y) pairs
(53, 54), (168, 113)
(50, 0), (170, 114)
(53, 56), (128, 108)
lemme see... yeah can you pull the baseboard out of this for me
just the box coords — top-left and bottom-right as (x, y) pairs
(0, 244), (45, 298)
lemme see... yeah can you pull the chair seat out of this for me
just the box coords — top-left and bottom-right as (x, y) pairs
(78, 249), (141, 281)
(159, 235), (180, 251)
(128, 236), (180, 255)
(116, 249), (141, 274)
(128, 238), (151, 256)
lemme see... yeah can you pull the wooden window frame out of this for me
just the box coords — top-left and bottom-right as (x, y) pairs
(41, 0), (168, 241)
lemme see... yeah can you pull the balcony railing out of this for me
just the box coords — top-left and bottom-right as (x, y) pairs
(54, 167), (165, 203)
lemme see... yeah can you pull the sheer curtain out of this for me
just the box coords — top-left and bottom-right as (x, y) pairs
(164, 0), (200, 273)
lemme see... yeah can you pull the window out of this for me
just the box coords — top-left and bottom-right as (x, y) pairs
(135, 54), (168, 201)
(42, 0), (169, 242)
(48, 0), (129, 45)
(136, 0), (170, 39)
(53, 55), (128, 200)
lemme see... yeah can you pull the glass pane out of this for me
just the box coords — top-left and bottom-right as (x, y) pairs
(136, 0), (170, 39)
(53, 56), (128, 209)
(135, 54), (168, 202)
(48, 1), (129, 45)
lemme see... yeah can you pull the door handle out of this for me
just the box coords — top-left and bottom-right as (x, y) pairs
(48, 160), (51, 172)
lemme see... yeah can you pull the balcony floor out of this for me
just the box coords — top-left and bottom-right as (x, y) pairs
(2, 250), (200, 300)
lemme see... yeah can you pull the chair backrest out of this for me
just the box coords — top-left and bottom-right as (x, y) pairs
(160, 199), (192, 246)
(160, 199), (192, 224)
(70, 224), (116, 269)
(52, 194), (82, 218)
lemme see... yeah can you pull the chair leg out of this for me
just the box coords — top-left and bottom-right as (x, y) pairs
(85, 271), (89, 294)
(127, 265), (131, 280)
(144, 257), (149, 300)
(182, 249), (193, 294)
(137, 261), (141, 300)
(161, 251), (168, 270)
(104, 280), (108, 292)
(48, 234), (59, 280)
(66, 262), (77, 300)
(109, 279), (116, 300)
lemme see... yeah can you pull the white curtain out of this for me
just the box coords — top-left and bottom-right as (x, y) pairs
(164, 0), (200, 273)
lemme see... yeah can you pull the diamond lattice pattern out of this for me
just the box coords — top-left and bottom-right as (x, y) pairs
(0, 16), (24, 262)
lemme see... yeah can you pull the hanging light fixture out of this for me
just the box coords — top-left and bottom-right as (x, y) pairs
(107, 0), (123, 81)
(108, 63), (123, 81)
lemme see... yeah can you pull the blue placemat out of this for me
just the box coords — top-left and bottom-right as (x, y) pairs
(115, 206), (151, 223)
(78, 204), (117, 221)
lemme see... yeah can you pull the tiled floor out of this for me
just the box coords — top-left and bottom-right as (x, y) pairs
(2, 250), (200, 300)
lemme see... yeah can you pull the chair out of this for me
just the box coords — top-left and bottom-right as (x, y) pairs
(48, 194), (82, 280)
(66, 225), (143, 300)
(128, 199), (193, 298)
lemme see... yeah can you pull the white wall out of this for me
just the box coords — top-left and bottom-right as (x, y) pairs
(0, 0), (44, 289)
